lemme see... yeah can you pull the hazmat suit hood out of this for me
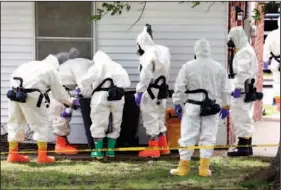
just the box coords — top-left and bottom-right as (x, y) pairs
(194, 39), (211, 58)
(228, 26), (249, 50)
(43, 54), (60, 71)
(93, 50), (113, 65)
(136, 25), (154, 52)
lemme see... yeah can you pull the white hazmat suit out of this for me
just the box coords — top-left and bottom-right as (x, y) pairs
(48, 58), (94, 155)
(7, 54), (74, 164)
(135, 25), (171, 158)
(8, 55), (74, 142)
(170, 39), (231, 176)
(263, 17), (280, 110)
(78, 51), (130, 159)
(227, 26), (258, 157)
(49, 58), (93, 137)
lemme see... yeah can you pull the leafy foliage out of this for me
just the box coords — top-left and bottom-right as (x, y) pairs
(253, 2), (279, 22)
(89, 2), (280, 22)
(89, 2), (131, 21)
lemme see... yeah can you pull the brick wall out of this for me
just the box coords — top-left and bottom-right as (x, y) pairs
(252, 4), (264, 121)
(228, 1), (246, 30)
(227, 2), (264, 145)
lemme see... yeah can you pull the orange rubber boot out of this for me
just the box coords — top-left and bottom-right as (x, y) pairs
(139, 139), (160, 158)
(158, 135), (170, 155)
(37, 142), (55, 164)
(55, 136), (78, 155)
(275, 96), (280, 112)
(7, 142), (30, 163)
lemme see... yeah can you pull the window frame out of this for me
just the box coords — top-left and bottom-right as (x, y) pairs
(34, 2), (95, 59)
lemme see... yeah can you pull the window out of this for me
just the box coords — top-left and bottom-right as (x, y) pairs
(35, 2), (93, 60)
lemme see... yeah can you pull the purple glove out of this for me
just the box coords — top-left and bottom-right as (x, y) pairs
(219, 109), (229, 119)
(72, 98), (80, 110)
(263, 61), (270, 70)
(232, 89), (241, 98)
(175, 105), (182, 119)
(135, 92), (143, 106)
(60, 108), (72, 118)
(75, 87), (81, 94)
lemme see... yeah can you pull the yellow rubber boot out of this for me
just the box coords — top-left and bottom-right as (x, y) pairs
(170, 160), (190, 176)
(7, 141), (30, 163)
(37, 142), (55, 164)
(199, 158), (212, 177)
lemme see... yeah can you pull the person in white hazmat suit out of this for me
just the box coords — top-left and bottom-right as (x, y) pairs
(263, 16), (280, 111)
(170, 39), (232, 177)
(135, 24), (171, 158)
(48, 55), (94, 155)
(6, 51), (80, 164)
(78, 50), (131, 159)
(226, 26), (258, 157)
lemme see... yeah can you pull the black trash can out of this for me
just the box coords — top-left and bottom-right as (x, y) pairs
(79, 97), (94, 149)
(116, 91), (140, 147)
(79, 91), (140, 149)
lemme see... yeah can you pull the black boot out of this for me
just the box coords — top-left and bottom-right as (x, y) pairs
(249, 138), (253, 155)
(227, 137), (250, 157)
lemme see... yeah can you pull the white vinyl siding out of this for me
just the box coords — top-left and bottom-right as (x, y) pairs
(96, 2), (228, 145)
(1, 2), (35, 124)
(1, 2), (229, 145)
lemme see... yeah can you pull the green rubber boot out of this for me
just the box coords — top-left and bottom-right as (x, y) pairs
(106, 138), (116, 157)
(91, 139), (104, 159)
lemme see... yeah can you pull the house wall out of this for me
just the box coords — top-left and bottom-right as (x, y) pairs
(1, 2), (35, 123)
(95, 2), (229, 145)
(1, 2), (230, 145)
(252, 4), (264, 122)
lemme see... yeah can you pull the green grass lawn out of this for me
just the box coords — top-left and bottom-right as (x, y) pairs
(264, 104), (279, 116)
(263, 72), (273, 77)
(1, 156), (273, 190)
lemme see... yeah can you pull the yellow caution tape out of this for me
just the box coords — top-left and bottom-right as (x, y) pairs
(0, 143), (279, 155)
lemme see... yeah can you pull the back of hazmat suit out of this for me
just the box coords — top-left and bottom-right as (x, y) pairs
(135, 24), (171, 158)
(227, 26), (258, 157)
(263, 17), (280, 111)
(48, 58), (94, 155)
(7, 54), (78, 164)
(170, 39), (231, 177)
(78, 51), (131, 159)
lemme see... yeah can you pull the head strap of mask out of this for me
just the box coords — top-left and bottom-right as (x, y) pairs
(137, 24), (153, 56)
(145, 23), (153, 39)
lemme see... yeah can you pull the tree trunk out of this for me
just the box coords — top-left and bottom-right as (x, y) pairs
(245, 139), (280, 188)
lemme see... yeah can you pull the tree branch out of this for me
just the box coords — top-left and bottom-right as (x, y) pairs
(205, 2), (216, 12)
(127, 2), (147, 31)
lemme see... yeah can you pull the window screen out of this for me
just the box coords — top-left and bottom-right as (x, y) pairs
(36, 40), (92, 60)
(35, 2), (93, 60)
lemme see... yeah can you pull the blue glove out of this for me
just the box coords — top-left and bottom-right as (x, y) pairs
(72, 98), (80, 110)
(232, 89), (241, 98)
(135, 92), (143, 106)
(219, 108), (229, 119)
(263, 61), (270, 70)
(175, 105), (182, 119)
